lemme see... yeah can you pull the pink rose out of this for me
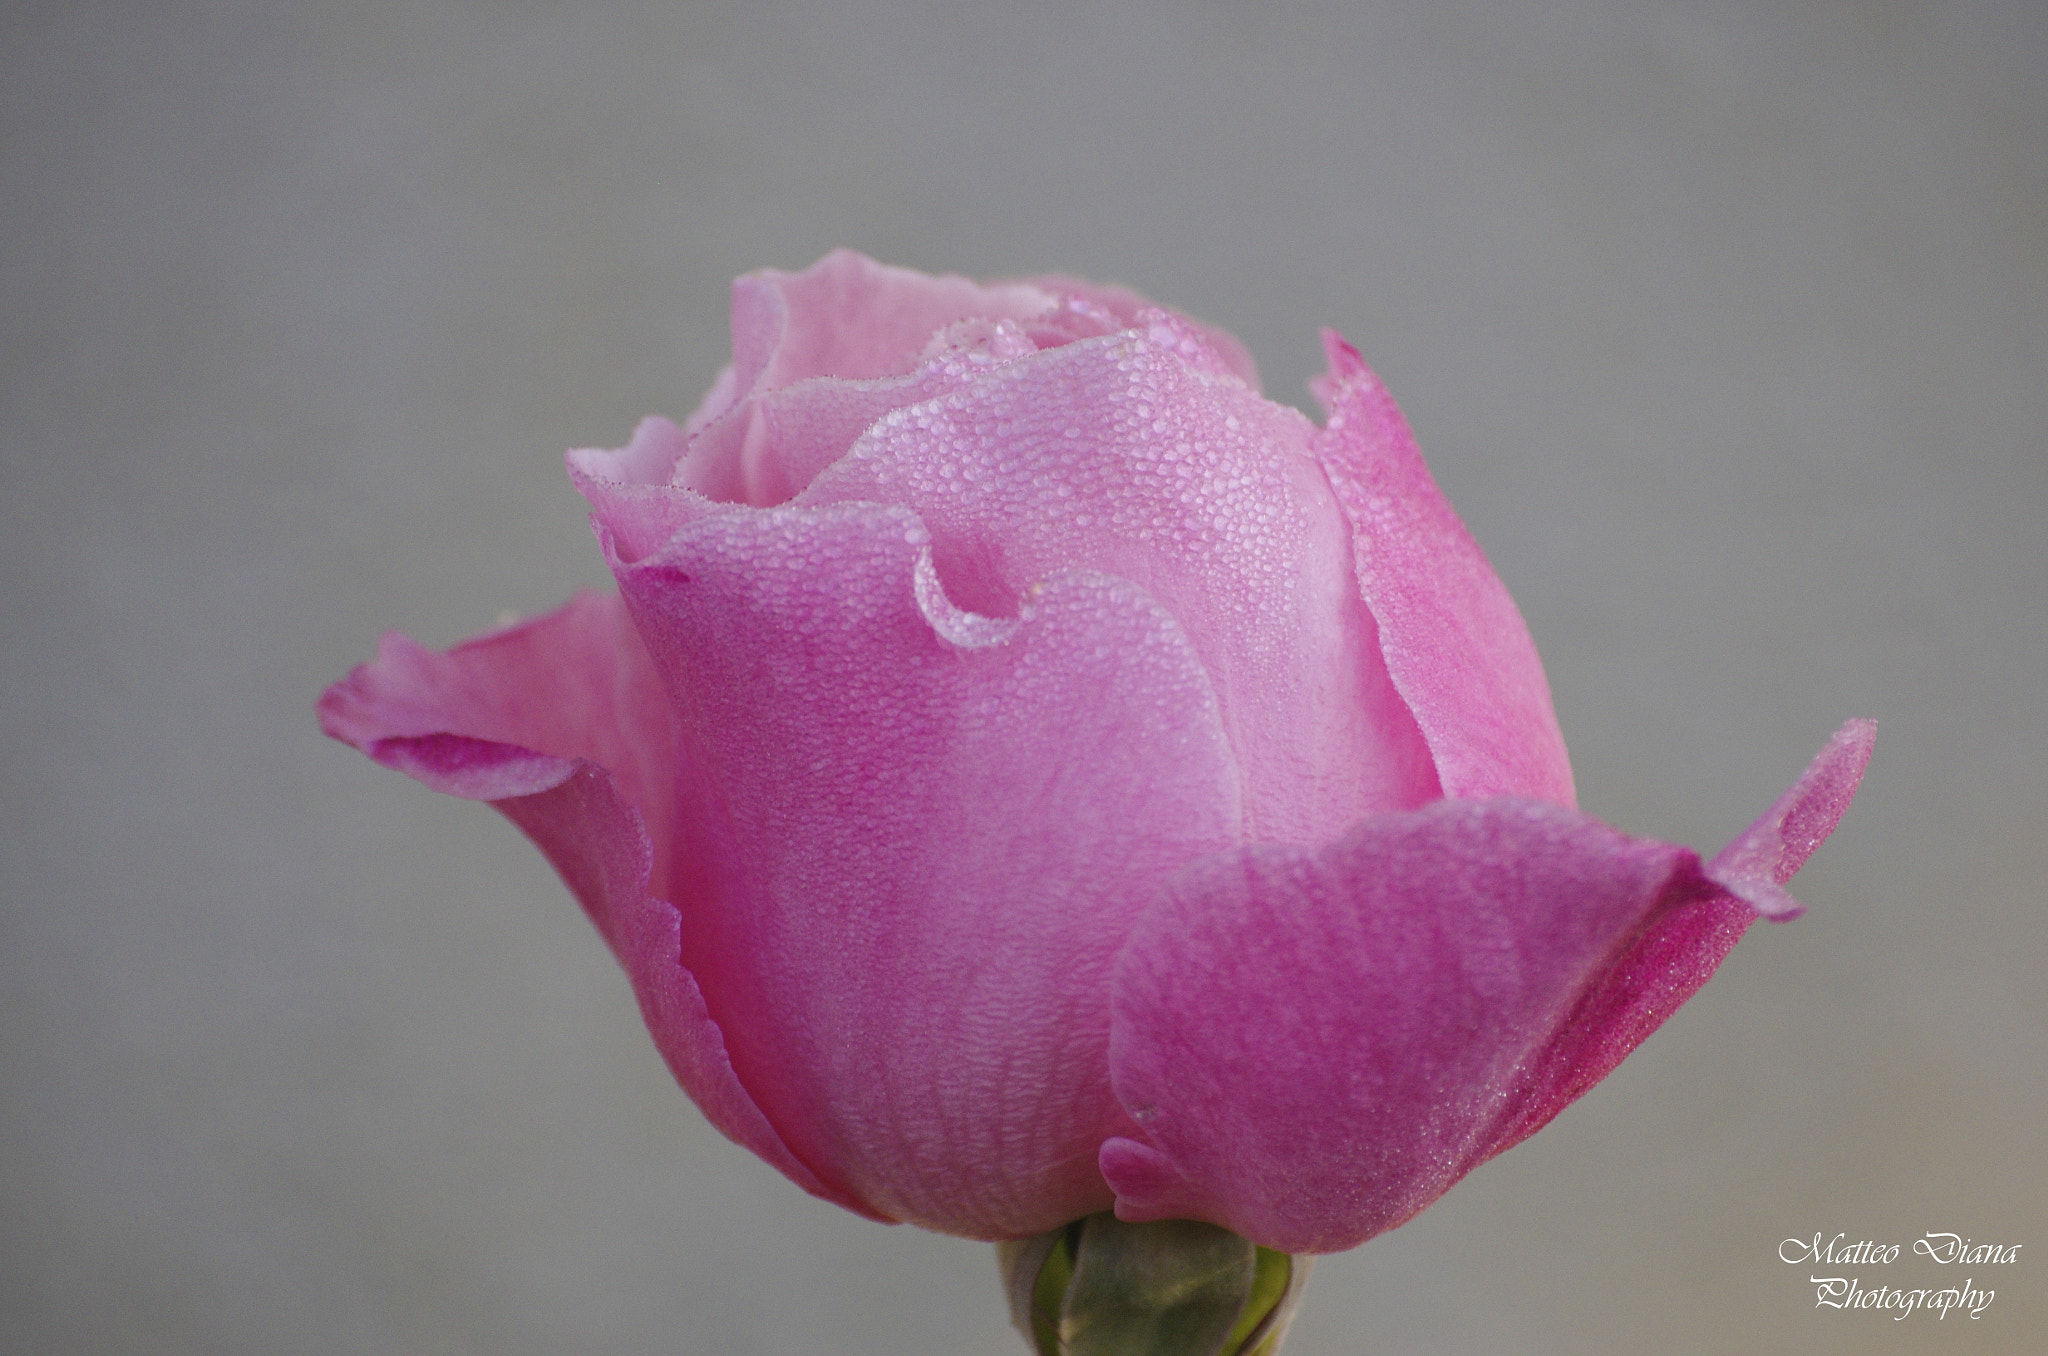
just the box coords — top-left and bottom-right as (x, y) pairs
(320, 250), (1871, 1254)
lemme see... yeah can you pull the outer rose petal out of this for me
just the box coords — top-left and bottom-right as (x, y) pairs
(315, 593), (866, 1216)
(605, 498), (1244, 1239)
(1101, 726), (1870, 1254)
(1311, 331), (1576, 808)
(803, 319), (1440, 845)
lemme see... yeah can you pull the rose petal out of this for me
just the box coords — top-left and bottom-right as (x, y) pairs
(608, 499), (1245, 1238)
(802, 320), (1441, 845)
(1101, 798), (1715, 1253)
(1102, 723), (1870, 1253)
(316, 592), (671, 830)
(1311, 331), (1576, 808)
(316, 593), (868, 1217)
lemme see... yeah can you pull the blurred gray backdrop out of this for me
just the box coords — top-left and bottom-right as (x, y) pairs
(4, 1), (2043, 1352)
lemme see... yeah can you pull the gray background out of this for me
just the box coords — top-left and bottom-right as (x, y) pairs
(4, 1), (2042, 1352)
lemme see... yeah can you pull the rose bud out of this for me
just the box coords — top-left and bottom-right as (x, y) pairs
(320, 251), (1872, 1350)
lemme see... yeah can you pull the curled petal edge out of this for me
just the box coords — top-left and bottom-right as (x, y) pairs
(1706, 718), (1877, 918)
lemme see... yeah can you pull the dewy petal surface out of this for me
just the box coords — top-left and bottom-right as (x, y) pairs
(315, 594), (865, 1215)
(603, 497), (1245, 1238)
(1310, 331), (1575, 808)
(704, 318), (1051, 511)
(1101, 725), (1870, 1255)
(802, 319), (1440, 846)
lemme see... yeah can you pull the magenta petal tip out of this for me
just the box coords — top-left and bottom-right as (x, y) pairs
(1708, 719), (1876, 920)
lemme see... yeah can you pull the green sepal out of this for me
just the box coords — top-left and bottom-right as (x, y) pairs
(1219, 1245), (1294, 1356)
(997, 1212), (1310, 1356)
